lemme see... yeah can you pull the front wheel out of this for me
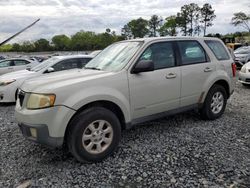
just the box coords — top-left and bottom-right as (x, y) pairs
(200, 85), (227, 120)
(67, 107), (121, 163)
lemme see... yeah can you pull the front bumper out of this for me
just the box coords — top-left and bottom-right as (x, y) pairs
(15, 100), (76, 147)
(18, 123), (63, 147)
(238, 71), (250, 85)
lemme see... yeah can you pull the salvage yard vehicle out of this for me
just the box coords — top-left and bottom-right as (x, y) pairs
(0, 58), (39, 76)
(238, 61), (250, 86)
(0, 55), (93, 103)
(15, 37), (236, 163)
(234, 46), (250, 67)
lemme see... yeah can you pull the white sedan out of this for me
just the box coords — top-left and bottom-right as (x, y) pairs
(238, 61), (250, 86)
(0, 55), (93, 102)
(0, 58), (39, 76)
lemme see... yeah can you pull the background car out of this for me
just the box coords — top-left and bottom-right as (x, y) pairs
(0, 58), (39, 76)
(0, 55), (93, 102)
(234, 46), (250, 67)
(238, 61), (250, 86)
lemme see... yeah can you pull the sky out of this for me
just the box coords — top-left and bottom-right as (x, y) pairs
(0, 0), (249, 43)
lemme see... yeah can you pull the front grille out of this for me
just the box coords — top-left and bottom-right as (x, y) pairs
(18, 90), (25, 107)
(245, 78), (250, 83)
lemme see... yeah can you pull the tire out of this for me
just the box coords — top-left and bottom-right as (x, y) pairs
(200, 85), (227, 120)
(67, 107), (121, 163)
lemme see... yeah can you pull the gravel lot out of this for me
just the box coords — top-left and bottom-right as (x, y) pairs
(0, 81), (249, 188)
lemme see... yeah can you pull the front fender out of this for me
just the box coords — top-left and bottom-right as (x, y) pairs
(63, 86), (131, 123)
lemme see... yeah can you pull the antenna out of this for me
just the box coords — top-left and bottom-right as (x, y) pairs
(0, 18), (40, 46)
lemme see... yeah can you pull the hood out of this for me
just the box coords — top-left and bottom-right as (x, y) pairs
(21, 69), (115, 92)
(244, 61), (250, 69)
(0, 70), (38, 81)
(234, 53), (247, 58)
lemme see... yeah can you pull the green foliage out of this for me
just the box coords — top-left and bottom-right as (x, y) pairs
(52, 35), (71, 51)
(34, 38), (51, 52)
(148, 15), (162, 37)
(159, 16), (178, 36)
(0, 44), (12, 52)
(127, 18), (149, 38)
(231, 12), (250, 32)
(200, 3), (216, 36)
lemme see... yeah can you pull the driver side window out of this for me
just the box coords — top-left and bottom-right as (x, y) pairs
(139, 42), (175, 70)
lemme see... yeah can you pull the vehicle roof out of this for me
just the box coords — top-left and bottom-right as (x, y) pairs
(125, 36), (222, 43)
(0, 58), (32, 62)
(53, 54), (94, 60)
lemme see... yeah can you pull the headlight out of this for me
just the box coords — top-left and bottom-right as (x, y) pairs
(27, 93), (56, 109)
(241, 65), (247, 73)
(0, 79), (16, 86)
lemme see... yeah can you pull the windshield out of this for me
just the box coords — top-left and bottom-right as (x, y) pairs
(30, 57), (59, 72)
(85, 41), (143, 71)
(234, 47), (250, 54)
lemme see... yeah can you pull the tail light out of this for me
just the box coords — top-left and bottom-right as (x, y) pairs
(231, 63), (236, 77)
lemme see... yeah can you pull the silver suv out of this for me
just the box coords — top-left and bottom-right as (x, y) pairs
(15, 37), (236, 163)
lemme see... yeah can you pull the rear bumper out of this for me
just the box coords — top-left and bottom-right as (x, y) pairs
(18, 123), (64, 148)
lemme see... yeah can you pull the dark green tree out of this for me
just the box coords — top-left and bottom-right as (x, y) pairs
(200, 3), (216, 36)
(159, 16), (178, 36)
(148, 15), (162, 37)
(121, 24), (132, 39)
(127, 18), (149, 38)
(231, 12), (250, 32)
(52, 34), (71, 51)
(34, 38), (50, 52)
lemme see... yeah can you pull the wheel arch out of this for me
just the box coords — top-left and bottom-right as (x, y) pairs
(64, 100), (127, 142)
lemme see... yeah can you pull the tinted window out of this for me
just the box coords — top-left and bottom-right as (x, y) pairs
(0, 60), (12, 68)
(79, 58), (92, 68)
(205, 40), (230, 60)
(13, 60), (29, 66)
(52, 59), (79, 71)
(177, 41), (207, 65)
(139, 42), (175, 70)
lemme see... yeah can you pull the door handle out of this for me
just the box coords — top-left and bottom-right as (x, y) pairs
(204, 67), (212, 72)
(166, 73), (176, 79)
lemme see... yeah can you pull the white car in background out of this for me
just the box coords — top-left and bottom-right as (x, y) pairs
(0, 55), (93, 102)
(0, 58), (39, 76)
(234, 46), (250, 67)
(239, 61), (250, 86)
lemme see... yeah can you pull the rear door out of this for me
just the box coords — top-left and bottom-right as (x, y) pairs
(128, 41), (181, 119)
(178, 40), (216, 107)
(13, 59), (31, 71)
(0, 60), (13, 75)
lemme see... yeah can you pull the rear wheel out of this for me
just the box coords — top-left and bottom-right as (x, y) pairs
(67, 107), (121, 163)
(200, 85), (227, 120)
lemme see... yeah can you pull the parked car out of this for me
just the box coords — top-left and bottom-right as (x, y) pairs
(0, 55), (93, 103)
(0, 55), (5, 60)
(238, 61), (250, 86)
(234, 46), (250, 67)
(15, 37), (236, 163)
(0, 58), (39, 76)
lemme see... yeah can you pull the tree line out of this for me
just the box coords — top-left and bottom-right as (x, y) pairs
(0, 2), (249, 52)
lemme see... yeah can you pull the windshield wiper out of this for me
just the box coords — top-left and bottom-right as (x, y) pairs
(84, 67), (101, 70)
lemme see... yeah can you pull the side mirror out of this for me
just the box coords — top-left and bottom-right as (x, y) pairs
(45, 67), (55, 73)
(132, 60), (154, 74)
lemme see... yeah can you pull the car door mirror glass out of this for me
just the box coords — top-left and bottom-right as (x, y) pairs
(132, 60), (154, 74)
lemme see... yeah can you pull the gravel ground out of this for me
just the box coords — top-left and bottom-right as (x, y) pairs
(0, 82), (250, 188)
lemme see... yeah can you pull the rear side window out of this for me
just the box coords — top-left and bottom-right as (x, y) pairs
(53, 58), (79, 71)
(205, 40), (230, 61)
(13, 60), (30, 66)
(177, 41), (207, 65)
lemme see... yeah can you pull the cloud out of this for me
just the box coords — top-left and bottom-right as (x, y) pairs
(0, 0), (249, 43)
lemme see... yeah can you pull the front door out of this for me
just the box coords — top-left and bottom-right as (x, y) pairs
(128, 41), (181, 119)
